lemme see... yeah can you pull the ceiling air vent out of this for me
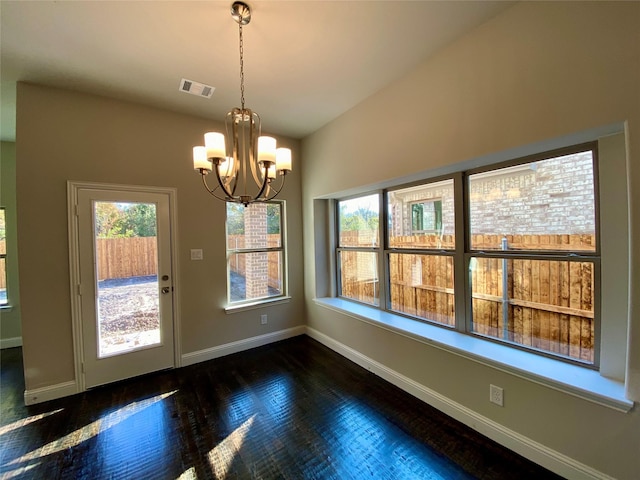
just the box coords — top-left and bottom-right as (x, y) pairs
(179, 78), (215, 98)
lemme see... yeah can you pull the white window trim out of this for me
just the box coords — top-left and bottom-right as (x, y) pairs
(225, 200), (288, 308)
(225, 296), (291, 314)
(314, 296), (631, 412)
(339, 144), (602, 368)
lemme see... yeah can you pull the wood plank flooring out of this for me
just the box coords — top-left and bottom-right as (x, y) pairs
(1, 335), (564, 479)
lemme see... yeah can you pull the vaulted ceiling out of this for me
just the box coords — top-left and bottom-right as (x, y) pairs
(0, 1), (514, 141)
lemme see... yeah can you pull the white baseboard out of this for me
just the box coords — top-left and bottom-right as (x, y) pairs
(306, 326), (613, 480)
(182, 326), (306, 367)
(24, 381), (79, 406)
(1, 336), (22, 349)
(22, 327), (304, 406)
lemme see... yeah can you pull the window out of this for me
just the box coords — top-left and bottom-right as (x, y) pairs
(337, 194), (380, 306)
(226, 201), (286, 306)
(387, 179), (456, 325)
(336, 143), (599, 366)
(0, 208), (6, 306)
(468, 147), (598, 364)
(411, 200), (442, 233)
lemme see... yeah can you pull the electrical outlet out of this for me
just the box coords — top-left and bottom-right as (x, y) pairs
(260, 314), (268, 325)
(490, 384), (504, 406)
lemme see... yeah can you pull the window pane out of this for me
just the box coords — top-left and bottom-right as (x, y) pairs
(338, 194), (379, 248)
(227, 202), (282, 250)
(469, 150), (596, 251)
(389, 253), (454, 326)
(0, 257), (6, 305)
(387, 179), (455, 249)
(229, 251), (283, 302)
(0, 208), (5, 255)
(470, 257), (595, 364)
(94, 202), (160, 358)
(339, 251), (379, 306)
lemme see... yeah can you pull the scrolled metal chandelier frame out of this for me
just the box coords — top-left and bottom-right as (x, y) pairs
(192, 1), (291, 207)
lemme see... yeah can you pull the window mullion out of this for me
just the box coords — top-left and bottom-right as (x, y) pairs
(453, 172), (468, 333)
(228, 247), (284, 254)
(379, 190), (387, 311)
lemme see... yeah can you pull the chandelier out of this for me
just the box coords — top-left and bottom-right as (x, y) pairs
(192, 1), (292, 206)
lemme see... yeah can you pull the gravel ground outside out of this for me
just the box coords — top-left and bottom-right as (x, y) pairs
(96, 273), (276, 355)
(97, 275), (160, 356)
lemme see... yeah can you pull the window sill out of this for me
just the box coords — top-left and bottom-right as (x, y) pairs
(0, 305), (13, 312)
(225, 296), (291, 314)
(313, 297), (633, 413)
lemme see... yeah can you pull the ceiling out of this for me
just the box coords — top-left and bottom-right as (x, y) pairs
(0, 1), (514, 142)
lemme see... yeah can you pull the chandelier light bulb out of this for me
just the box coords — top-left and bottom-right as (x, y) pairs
(276, 147), (292, 172)
(218, 156), (235, 178)
(258, 136), (277, 165)
(193, 146), (210, 171)
(204, 132), (226, 160)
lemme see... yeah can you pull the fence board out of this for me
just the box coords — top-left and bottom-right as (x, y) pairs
(379, 235), (595, 362)
(227, 234), (282, 289)
(96, 237), (158, 280)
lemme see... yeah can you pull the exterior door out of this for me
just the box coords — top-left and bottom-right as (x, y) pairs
(75, 187), (175, 388)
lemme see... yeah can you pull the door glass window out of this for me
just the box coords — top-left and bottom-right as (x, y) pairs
(0, 208), (6, 306)
(94, 201), (160, 357)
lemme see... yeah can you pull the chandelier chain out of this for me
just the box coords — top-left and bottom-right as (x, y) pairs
(239, 22), (245, 110)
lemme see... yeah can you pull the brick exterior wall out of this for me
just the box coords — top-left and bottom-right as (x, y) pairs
(388, 179), (456, 237)
(245, 203), (268, 299)
(469, 151), (595, 235)
(388, 152), (595, 237)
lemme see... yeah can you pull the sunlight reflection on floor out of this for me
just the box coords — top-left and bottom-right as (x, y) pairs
(0, 409), (64, 436)
(4, 390), (177, 470)
(207, 414), (256, 479)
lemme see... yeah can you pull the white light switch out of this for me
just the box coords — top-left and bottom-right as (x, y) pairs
(190, 249), (203, 260)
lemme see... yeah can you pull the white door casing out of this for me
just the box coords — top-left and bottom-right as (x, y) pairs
(68, 182), (180, 391)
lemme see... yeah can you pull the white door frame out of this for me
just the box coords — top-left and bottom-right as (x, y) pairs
(67, 181), (181, 392)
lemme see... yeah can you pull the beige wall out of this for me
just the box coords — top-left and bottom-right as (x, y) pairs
(16, 83), (304, 390)
(11, 1), (640, 477)
(302, 2), (639, 479)
(0, 141), (22, 344)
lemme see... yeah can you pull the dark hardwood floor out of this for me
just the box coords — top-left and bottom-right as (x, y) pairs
(1, 335), (563, 479)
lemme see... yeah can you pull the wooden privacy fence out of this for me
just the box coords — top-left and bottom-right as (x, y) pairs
(227, 234), (281, 289)
(376, 233), (596, 251)
(95, 235), (281, 289)
(341, 232), (595, 363)
(471, 256), (594, 363)
(96, 237), (158, 281)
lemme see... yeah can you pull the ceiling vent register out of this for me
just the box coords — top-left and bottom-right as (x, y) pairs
(179, 78), (215, 98)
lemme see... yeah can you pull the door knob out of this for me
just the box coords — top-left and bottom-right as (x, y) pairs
(162, 287), (171, 294)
